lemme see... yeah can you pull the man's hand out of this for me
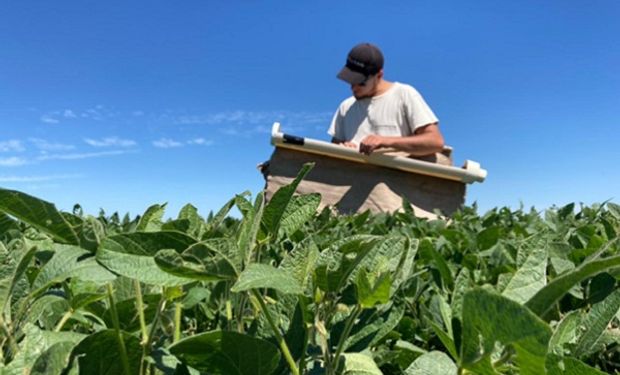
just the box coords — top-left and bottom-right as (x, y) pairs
(359, 135), (388, 155)
(331, 137), (358, 150)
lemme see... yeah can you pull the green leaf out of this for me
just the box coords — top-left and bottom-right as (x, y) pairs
(278, 193), (321, 237)
(136, 203), (166, 232)
(70, 292), (107, 311)
(477, 226), (501, 250)
(0, 211), (17, 233)
(429, 321), (458, 361)
(31, 341), (75, 375)
(201, 237), (243, 273)
(573, 288), (620, 358)
(32, 244), (116, 295)
(2, 323), (85, 375)
(345, 302), (405, 352)
(205, 195), (237, 233)
(102, 294), (161, 332)
(313, 236), (379, 293)
(279, 240), (320, 290)
(20, 294), (66, 328)
(283, 297), (309, 363)
(236, 192), (264, 266)
(526, 253), (620, 318)
(545, 354), (607, 375)
(169, 330), (280, 375)
(502, 245), (547, 304)
(355, 269), (391, 308)
(420, 239), (454, 290)
(231, 264), (303, 295)
(587, 272), (616, 304)
(69, 329), (142, 375)
(558, 203), (575, 220)
(340, 353), (383, 375)
(316, 235), (407, 296)
(460, 288), (552, 375)
(0, 188), (79, 245)
(392, 237), (419, 293)
(161, 219), (190, 233)
(181, 286), (211, 309)
(404, 351), (457, 375)
(548, 310), (582, 356)
(99, 249), (185, 286)
(235, 193), (254, 216)
(178, 203), (205, 238)
(61, 215), (104, 252)
(0, 245), (37, 313)
(450, 268), (472, 321)
(607, 202), (620, 219)
(262, 163), (314, 236)
(97, 232), (196, 286)
(154, 247), (236, 281)
(430, 293), (453, 337)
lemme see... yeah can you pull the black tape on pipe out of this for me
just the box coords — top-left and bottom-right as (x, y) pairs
(283, 134), (305, 146)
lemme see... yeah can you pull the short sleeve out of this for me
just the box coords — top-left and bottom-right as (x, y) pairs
(328, 105), (343, 139)
(403, 86), (439, 132)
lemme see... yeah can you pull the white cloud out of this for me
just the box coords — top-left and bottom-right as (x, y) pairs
(172, 110), (332, 138)
(187, 138), (214, 146)
(0, 174), (81, 183)
(40, 105), (115, 124)
(40, 115), (59, 124)
(84, 137), (137, 148)
(63, 109), (77, 118)
(0, 140), (25, 152)
(29, 138), (75, 152)
(252, 125), (273, 134)
(153, 138), (183, 149)
(83, 108), (103, 121)
(220, 128), (240, 136)
(0, 157), (28, 167)
(174, 110), (263, 125)
(37, 150), (135, 161)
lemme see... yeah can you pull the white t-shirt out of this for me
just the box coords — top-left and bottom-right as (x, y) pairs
(328, 82), (439, 144)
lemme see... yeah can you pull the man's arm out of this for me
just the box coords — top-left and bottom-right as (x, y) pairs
(358, 122), (444, 155)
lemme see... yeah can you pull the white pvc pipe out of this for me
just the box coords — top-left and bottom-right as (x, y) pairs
(270, 122), (487, 184)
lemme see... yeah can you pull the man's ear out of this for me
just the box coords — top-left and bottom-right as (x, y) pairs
(377, 69), (384, 80)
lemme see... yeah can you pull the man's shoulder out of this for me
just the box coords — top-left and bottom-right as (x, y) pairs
(337, 96), (357, 111)
(391, 82), (421, 96)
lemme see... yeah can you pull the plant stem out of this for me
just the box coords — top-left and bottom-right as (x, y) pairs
(252, 290), (299, 375)
(331, 304), (362, 374)
(0, 317), (17, 360)
(296, 297), (310, 375)
(298, 323), (310, 375)
(133, 280), (149, 344)
(107, 284), (132, 375)
(54, 309), (73, 332)
(236, 294), (248, 333)
(145, 296), (167, 355)
(139, 294), (167, 375)
(173, 302), (182, 343)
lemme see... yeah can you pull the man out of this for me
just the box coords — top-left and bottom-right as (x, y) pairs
(329, 43), (445, 156)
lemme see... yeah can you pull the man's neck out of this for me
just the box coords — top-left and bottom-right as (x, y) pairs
(373, 79), (393, 96)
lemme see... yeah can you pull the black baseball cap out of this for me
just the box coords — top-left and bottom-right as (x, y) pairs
(337, 43), (384, 85)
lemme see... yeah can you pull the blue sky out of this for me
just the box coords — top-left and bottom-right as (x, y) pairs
(1, 1), (618, 218)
